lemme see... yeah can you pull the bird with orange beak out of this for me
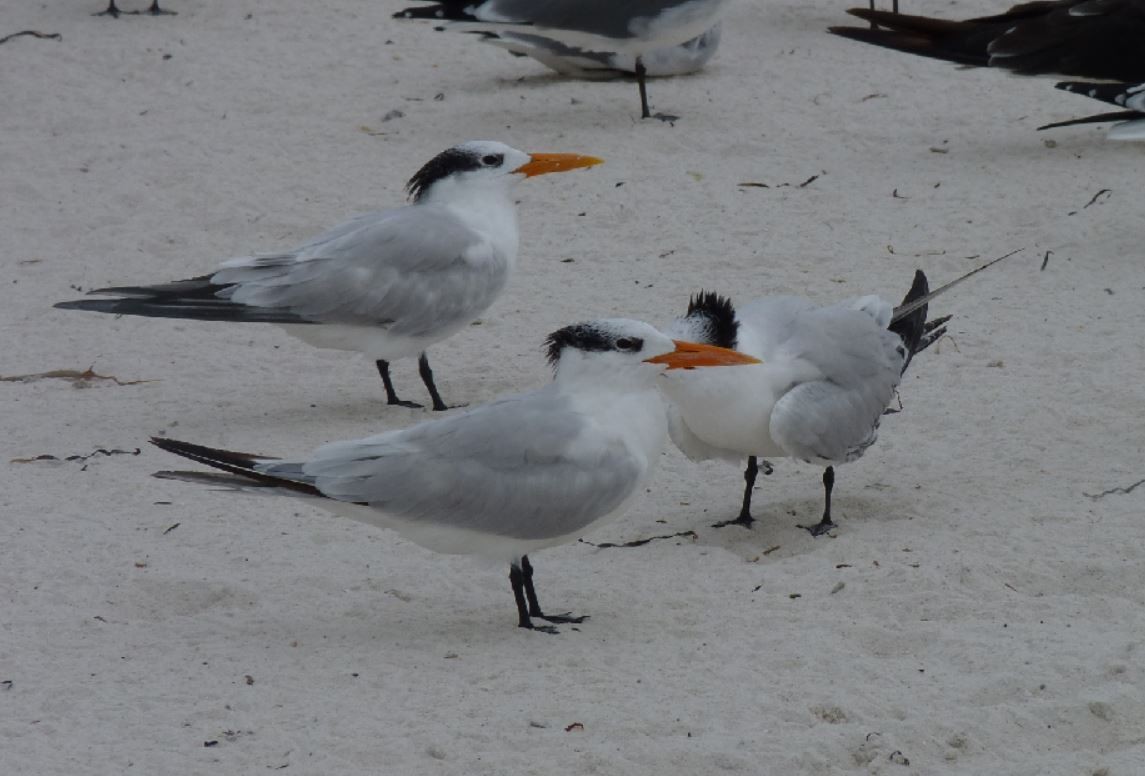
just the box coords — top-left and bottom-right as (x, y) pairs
(151, 319), (760, 632)
(55, 141), (603, 410)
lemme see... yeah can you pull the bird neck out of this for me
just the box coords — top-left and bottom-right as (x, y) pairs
(422, 179), (519, 259)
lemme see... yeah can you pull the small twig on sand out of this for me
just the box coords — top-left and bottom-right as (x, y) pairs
(579, 530), (697, 549)
(0, 30), (61, 45)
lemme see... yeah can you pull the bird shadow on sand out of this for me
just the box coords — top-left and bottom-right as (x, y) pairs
(586, 492), (912, 564)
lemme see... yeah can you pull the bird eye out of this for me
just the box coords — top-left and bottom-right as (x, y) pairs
(482, 154), (503, 166)
(615, 337), (642, 352)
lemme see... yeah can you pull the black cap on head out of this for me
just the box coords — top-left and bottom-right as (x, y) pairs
(684, 290), (738, 349)
(406, 147), (487, 201)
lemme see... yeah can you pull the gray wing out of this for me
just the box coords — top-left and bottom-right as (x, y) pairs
(761, 302), (905, 464)
(263, 387), (644, 541)
(211, 205), (509, 337)
(482, 0), (712, 38)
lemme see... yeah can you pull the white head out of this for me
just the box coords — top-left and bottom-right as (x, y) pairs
(406, 140), (603, 203)
(544, 318), (759, 390)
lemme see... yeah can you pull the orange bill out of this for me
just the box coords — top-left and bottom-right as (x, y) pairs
(645, 340), (762, 370)
(514, 153), (604, 178)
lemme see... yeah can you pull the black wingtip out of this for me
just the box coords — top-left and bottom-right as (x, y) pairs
(888, 270), (929, 373)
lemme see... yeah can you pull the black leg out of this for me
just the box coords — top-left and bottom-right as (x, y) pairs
(147, 0), (177, 15)
(634, 57), (679, 123)
(520, 555), (588, 625)
(636, 57), (652, 119)
(712, 456), (759, 528)
(800, 466), (837, 537)
(510, 561), (558, 633)
(375, 359), (423, 408)
(417, 352), (450, 412)
(95, 0), (121, 17)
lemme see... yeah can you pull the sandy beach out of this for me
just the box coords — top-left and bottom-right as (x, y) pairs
(3, 1), (1144, 773)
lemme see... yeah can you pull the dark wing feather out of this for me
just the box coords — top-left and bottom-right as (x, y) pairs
(54, 275), (314, 324)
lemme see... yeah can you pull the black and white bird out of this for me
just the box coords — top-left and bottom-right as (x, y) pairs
(1040, 80), (1145, 138)
(95, 1), (174, 17)
(54, 141), (603, 410)
(830, 0), (1145, 82)
(656, 255), (1014, 536)
(393, 0), (734, 119)
(150, 319), (761, 632)
(481, 23), (721, 79)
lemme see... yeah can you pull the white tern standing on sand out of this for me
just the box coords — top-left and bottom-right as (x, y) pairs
(55, 141), (603, 410)
(150, 319), (761, 632)
(394, 0), (734, 119)
(658, 254), (1017, 535)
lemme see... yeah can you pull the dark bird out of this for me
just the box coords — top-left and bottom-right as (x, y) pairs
(1039, 80), (1145, 138)
(830, 0), (1145, 82)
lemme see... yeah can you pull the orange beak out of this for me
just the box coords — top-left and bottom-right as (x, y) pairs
(644, 340), (762, 370)
(513, 153), (604, 178)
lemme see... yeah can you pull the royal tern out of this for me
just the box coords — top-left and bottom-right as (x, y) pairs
(831, 0), (1145, 82)
(481, 23), (721, 79)
(54, 141), (602, 411)
(393, 0), (734, 119)
(96, 1), (174, 17)
(658, 255), (1015, 536)
(150, 319), (761, 632)
(1039, 81), (1145, 139)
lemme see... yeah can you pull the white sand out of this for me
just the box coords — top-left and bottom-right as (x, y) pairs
(3, 1), (1144, 773)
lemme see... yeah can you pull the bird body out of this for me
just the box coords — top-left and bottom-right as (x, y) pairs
(663, 293), (908, 471)
(55, 142), (602, 409)
(482, 23), (721, 78)
(152, 319), (761, 630)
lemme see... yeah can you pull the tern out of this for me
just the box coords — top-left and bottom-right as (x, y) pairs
(96, 1), (174, 17)
(481, 23), (721, 79)
(149, 319), (761, 632)
(658, 254), (1016, 536)
(393, 0), (734, 119)
(55, 141), (603, 411)
(831, 1), (1145, 83)
(1039, 81), (1145, 139)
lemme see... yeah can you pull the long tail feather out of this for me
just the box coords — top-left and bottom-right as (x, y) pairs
(54, 276), (312, 324)
(149, 437), (323, 498)
(891, 248), (1022, 324)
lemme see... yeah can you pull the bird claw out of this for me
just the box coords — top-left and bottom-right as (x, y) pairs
(798, 520), (836, 538)
(387, 398), (425, 409)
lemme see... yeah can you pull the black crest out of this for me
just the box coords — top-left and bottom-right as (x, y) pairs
(684, 290), (738, 349)
(406, 147), (484, 201)
(544, 323), (618, 366)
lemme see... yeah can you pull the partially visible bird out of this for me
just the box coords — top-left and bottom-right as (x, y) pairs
(393, 0), (735, 119)
(481, 23), (721, 79)
(54, 141), (603, 411)
(1040, 80), (1145, 138)
(150, 319), (761, 632)
(830, 0), (1145, 82)
(657, 254), (1015, 536)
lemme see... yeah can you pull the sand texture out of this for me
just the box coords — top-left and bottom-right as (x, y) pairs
(3, 1), (1144, 774)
